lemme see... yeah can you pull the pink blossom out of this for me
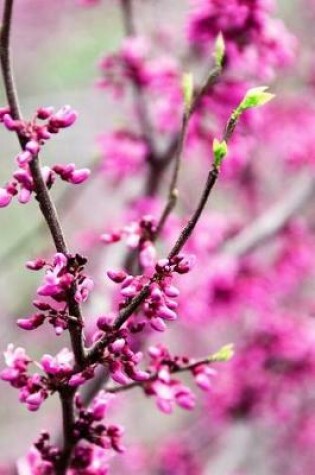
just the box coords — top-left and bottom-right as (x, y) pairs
(0, 187), (13, 207)
(150, 367), (196, 413)
(53, 163), (91, 185)
(187, 0), (297, 79)
(48, 105), (78, 130)
(40, 348), (73, 376)
(98, 130), (148, 182)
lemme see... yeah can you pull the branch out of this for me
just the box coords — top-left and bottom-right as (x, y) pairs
(0, 0), (19, 118)
(120, 0), (157, 162)
(120, 0), (136, 37)
(56, 388), (76, 475)
(86, 163), (220, 365)
(155, 65), (222, 237)
(106, 352), (226, 394)
(86, 96), (239, 365)
(0, 0), (85, 367)
(64, 0), (168, 416)
(0, 1), (85, 470)
(168, 167), (219, 259)
(222, 172), (315, 258)
(0, 157), (99, 272)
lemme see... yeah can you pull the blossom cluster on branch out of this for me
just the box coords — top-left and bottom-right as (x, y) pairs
(1, 1), (315, 475)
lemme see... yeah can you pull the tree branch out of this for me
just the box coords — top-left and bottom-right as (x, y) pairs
(0, 157), (99, 272)
(86, 92), (240, 365)
(222, 173), (315, 258)
(155, 64), (222, 238)
(0, 0), (85, 367)
(0, 1), (86, 470)
(120, 0), (157, 162)
(56, 387), (76, 474)
(86, 163), (220, 365)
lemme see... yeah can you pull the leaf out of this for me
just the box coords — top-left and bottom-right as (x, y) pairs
(238, 86), (275, 112)
(214, 32), (225, 68)
(213, 138), (228, 167)
(211, 343), (235, 362)
(182, 72), (194, 112)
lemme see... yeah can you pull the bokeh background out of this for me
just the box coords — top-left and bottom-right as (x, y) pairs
(1, 1), (315, 474)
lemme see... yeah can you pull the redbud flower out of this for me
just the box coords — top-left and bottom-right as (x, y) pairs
(17, 314), (45, 331)
(0, 188), (13, 207)
(48, 105), (78, 130)
(40, 348), (73, 376)
(107, 270), (128, 283)
(26, 258), (46, 271)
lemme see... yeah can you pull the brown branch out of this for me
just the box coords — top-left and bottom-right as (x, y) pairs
(120, 0), (157, 162)
(154, 114), (188, 237)
(155, 64), (222, 238)
(56, 388), (76, 474)
(168, 166), (219, 259)
(0, 0), (19, 118)
(86, 95), (239, 366)
(86, 163), (220, 365)
(120, 0), (136, 37)
(0, 0), (85, 368)
(0, 1), (85, 470)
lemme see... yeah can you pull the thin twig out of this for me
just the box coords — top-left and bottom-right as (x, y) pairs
(86, 97), (239, 364)
(106, 353), (225, 394)
(86, 163), (220, 364)
(120, 0), (136, 36)
(154, 115), (188, 237)
(168, 166), (219, 259)
(155, 65), (222, 238)
(120, 0), (157, 162)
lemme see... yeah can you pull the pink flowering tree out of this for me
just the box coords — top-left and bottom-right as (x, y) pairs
(1, 1), (315, 474)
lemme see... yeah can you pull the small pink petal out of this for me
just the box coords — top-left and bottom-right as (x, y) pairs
(0, 188), (13, 207)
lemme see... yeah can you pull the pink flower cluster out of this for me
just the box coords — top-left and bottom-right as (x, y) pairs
(187, 0), (297, 79)
(2, 0), (313, 472)
(105, 250), (195, 332)
(207, 313), (315, 423)
(0, 105), (90, 208)
(0, 345), (74, 411)
(17, 253), (93, 335)
(98, 36), (183, 133)
(73, 393), (124, 453)
(101, 214), (156, 249)
(19, 393), (122, 474)
(92, 320), (150, 385)
(98, 130), (148, 182)
(143, 345), (216, 414)
(260, 96), (315, 169)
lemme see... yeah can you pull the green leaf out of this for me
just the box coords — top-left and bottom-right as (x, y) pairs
(214, 32), (225, 68)
(238, 86), (275, 112)
(211, 343), (235, 362)
(182, 72), (194, 112)
(213, 138), (228, 167)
